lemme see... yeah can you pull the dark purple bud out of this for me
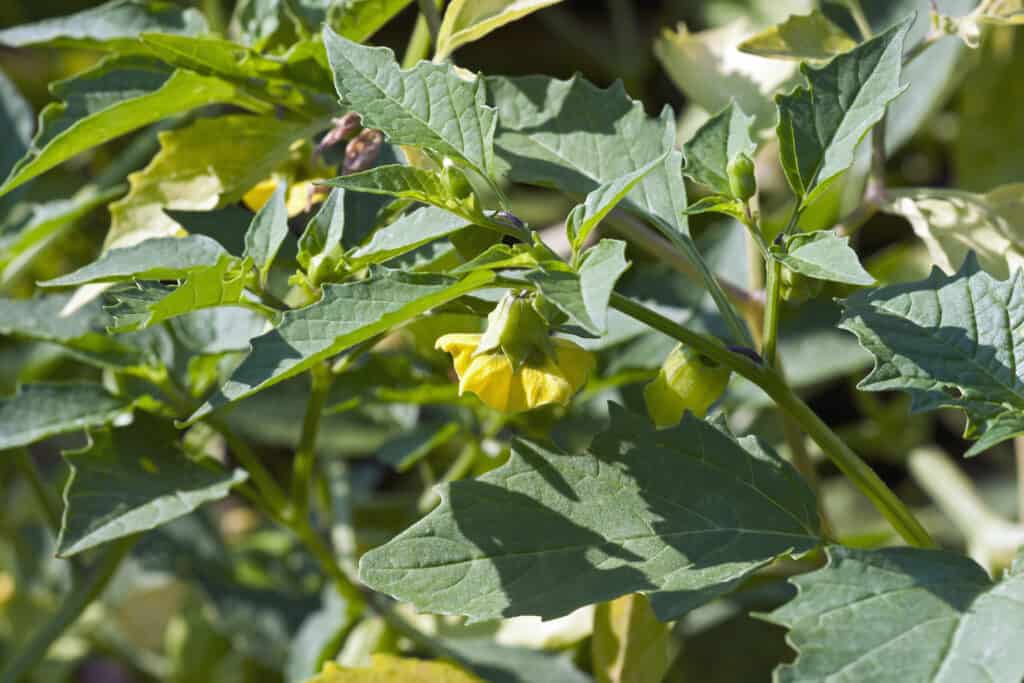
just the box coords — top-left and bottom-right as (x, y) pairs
(343, 129), (384, 174)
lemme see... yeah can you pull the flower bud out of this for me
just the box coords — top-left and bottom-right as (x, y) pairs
(476, 292), (553, 370)
(644, 343), (731, 427)
(780, 267), (823, 303)
(727, 153), (757, 201)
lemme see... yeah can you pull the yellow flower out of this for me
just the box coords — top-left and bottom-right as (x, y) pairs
(436, 333), (595, 414)
(243, 178), (325, 217)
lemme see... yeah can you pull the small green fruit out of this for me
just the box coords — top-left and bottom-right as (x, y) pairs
(644, 343), (731, 427)
(727, 153), (757, 201)
(780, 267), (824, 303)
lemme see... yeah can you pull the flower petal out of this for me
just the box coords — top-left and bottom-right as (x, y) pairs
(460, 353), (514, 412)
(518, 360), (574, 409)
(552, 338), (596, 391)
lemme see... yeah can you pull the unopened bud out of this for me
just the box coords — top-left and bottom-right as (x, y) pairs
(317, 112), (362, 155)
(644, 343), (731, 427)
(343, 128), (384, 174)
(727, 153), (757, 201)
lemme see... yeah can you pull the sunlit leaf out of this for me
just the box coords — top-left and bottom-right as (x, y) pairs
(682, 101), (756, 196)
(739, 10), (855, 61)
(306, 655), (483, 683)
(435, 0), (565, 60)
(774, 231), (874, 285)
(592, 594), (672, 683)
(328, 0), (415, 43)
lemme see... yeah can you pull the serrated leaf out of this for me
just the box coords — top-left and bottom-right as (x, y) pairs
(776, 17), (911, 206)
(840, 254), (1024, 455)
(307, 655), (483, 683)
(882, 184), (1024, 280)
(58, 413), (247, 557)
(41, 235), (227, 287)
(323, 165), (487, 224)
(766, 545), (1024, 683)
(107, 114), (313, 248)
(359, 405), (820, 622)
(106, 256), (250, 333)
(188, 268), (496, 422)
(682, 102), (756, 196)
(566, 155), (666, 250)
(0, 383), (132, 450)
(525, 239), (629, 335)
(739, 10), (856, 61)
(350, 206), (473, 267)
(774, 231), (874, 285)
(329, 0), (415, 43)
(323, 27), (497, 180)
(592, 594), (672, 683)
(0, 0), (207, 50)
(654, 19), (797, 127)
(435, 0), (565, 60)
(0, 58), (239, 198)
(244, 182), (289, 285)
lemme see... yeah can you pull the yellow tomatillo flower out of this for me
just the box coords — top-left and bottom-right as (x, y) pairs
(434, 292), (595, 414)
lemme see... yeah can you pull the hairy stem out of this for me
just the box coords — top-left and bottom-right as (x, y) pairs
(0, 536), (137, 683)
(609, 293), (936, 548)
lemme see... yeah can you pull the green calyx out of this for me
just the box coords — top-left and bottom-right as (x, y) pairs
(644, 342), (732, 427)
(475, 291), (555, 369)
(727, 152), (757, 201)
(780, 266), (824, 303)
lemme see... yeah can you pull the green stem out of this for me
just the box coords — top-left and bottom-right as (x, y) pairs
(290, 363), (333, 522)
(416, 0), (442, 47)
(403, 0), (442, 68)
(609, 293), (937, 549)
(761, 258), (783, 368)
(11, 448), (62, 534)
(846, 0), (874, 40)
(0, 536), (137, 683)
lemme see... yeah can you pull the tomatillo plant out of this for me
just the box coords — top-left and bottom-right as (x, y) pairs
(2, 1), (1024, 682)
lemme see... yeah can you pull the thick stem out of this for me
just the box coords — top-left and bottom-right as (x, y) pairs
(761, 258), (783, 368)
(609, 293), (937, 548)
(290, 363), (334, 522)
(11, 448), (62, 534)
(0, 536), (137, 683)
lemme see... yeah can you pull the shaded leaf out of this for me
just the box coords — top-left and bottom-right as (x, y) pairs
(739, 10), (856, 61)
(774, 231), (874, 285)
(42, 234), (226, 287)
(0, 383), (132, 450)
(766, 546), (1024, 683)
(840, 254), (1024, 455)
(776, 17), (911, 206)
(566, 155), (666, 251)
(188, 269), (496, 422)
(682, 101), (756, 196)
(0, 69), (33, 214)
(592, 594), (672, 683)
(350, 206), (473, 268)
(359, 405), (820, 622)
(244, 182), (289, 284)
(306, 655), (483, 683)
(58, 414), (247, 556)
(323, 27), (497, 180)
(329, 0), (415, 43)
(436, 0), (565, 60)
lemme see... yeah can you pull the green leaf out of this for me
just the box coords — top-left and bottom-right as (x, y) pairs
(839, 254), (1024, 455)
(0, 0), (207, 50)
(359, 405), (820, 622)
(328, 0), (415, 43)
(323, 27), (497, 180)
(776, 17), (911, 206)
(738, 10), (856, 61)
(566, 155), (666, 251)
(592, 594), (672, 683)
(107, 114), (313, 248)
(0, 69), (33, 214)
(766, 545), (1024, 683)
(526, 239), (630, 335)
(297, 188), (391, 283)
(0, 58), (239, 198)
(41, 235), (227, 287)
(323, 165), (487, 224)
(882, 184), (1024, 280)
(306, 655), (484, 683)
(682, 195), (747, 222)
(106, 256), (251, 333)
(0, 383), (132, 450)
(435, 0), (565, 60)
(244, 182), (289, 285)
(350, 206), (473, 267)
(774, 231), (874, 285)
(376, 422), (461, 472)
(188, 268), (496, 422)
(682, 102), (756, 197)
(58, 414), (247, 556)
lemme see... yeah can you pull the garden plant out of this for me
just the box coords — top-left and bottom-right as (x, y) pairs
(2, 0), (1024, 681)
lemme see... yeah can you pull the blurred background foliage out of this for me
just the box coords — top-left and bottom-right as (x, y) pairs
(1, 1), (1022, 681)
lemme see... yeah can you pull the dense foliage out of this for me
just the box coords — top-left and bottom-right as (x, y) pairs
(2, 1), (1024, 681)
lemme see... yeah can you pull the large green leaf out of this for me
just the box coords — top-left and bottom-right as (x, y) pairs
(188, 268), (496, 422)
(766, 546), (1024, 683)
(882, 184), (1024, 280)
(350, 206), (473, 267)
(58, 414), (247, 556)
(0, 383), (132, 450)
(323, 27), (497, 180)
(738, 10), (856, 61)
(0, 57), (239, 198)
(359, 406), (820, 622)
(0, 0), (207, 50)
(107, 114), (313, 248)
(774, 231), (874, 285)
(41, 234), (227, 287)
(776, 17), (910, 206)
(682, 101), (756, 197)
(435, 0), (565, 60)
(840, 254), (1024, 455)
